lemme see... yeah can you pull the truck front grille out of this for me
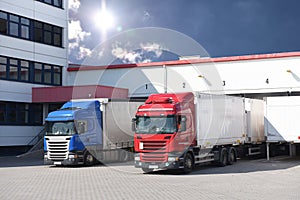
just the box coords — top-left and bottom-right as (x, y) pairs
(141, 153), (167, 162)
(142, 141), (167, 152)
(46, 137), (70, 161)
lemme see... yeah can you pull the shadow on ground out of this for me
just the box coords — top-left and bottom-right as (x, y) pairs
(145, 156), (300, 176)
(0, 150), (44, 168)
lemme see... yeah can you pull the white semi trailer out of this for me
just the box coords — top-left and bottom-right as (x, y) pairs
(265, 96), (300, 159)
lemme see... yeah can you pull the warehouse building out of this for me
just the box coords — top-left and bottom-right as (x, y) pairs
(0, 0), (68, 155)
(1, 1), (300, 156)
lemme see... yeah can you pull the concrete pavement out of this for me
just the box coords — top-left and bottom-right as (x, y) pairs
(0, 154), (299, 200)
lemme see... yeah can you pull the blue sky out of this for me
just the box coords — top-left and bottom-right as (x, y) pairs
(68, 0), (300, 64)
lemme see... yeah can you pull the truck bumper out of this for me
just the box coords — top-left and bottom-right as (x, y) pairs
(134, 161), (181, 170)
(134, 153), (183, 170)
(44, 152), (82, 166)
(44, 158), (80, 165)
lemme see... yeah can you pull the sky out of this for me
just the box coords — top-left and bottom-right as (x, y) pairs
(68, 0), (300, 65)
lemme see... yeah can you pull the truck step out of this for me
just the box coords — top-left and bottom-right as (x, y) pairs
(195, 153), (214, 159)
(195, 158), (215, 164)
(194, 153), (215, 164)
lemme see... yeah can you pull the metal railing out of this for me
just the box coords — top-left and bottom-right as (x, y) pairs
(25, 128), (46, 153)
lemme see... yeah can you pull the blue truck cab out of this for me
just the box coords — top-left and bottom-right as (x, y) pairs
(44, 100), (103, 165)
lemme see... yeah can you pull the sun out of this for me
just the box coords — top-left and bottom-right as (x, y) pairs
(94, 10), (115, 31)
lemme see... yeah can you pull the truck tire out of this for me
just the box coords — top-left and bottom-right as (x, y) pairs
(182, 153), (194, 174)
(118, 150), (129, 162)
(142, 168), (154, 173)
(84, 151), (95, 166)
(227, 147), (236, 165)
(218, 148), (228, 167)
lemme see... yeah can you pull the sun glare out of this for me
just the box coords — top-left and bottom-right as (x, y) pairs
(94, 10), (115, 31)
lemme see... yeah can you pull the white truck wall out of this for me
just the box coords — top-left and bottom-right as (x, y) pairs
(103, 101), (142, 149)
(0, 126), (44, 146)
(245, 99), (265, 143)
(265, 96), (300, 143)
(195, 93), (245, 148)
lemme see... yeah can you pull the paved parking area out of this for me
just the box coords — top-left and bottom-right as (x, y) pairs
(0, 154), (300, 200)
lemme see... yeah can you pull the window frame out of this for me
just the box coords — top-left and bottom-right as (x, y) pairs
(0, 55), (63, 86)
(36, 0), (63, 9)
(0, 101), (43, 126)
(0, 10), (63, 48)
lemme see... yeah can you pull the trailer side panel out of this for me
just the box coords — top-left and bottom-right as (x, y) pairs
(195, 93), (246, 148)
(265, 96), (300, 143)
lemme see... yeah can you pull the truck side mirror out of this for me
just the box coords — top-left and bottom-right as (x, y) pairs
(131, 118), (136, 131)
(178, 116), (187, 132)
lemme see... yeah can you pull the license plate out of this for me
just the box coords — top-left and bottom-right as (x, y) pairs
(54, 162), (62, 165)
(149, 165), (158, 169)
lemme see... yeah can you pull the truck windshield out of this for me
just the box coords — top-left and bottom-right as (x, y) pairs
(136, 115), (176, 134)
(45, 121), (76, 136)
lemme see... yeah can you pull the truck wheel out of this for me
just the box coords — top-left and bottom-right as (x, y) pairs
(142, 168), (154, 173)
(183, 153), (194, 174)
(219, 148), (228, 167)
(227, 147), (236, 165)
(84, 152), (94, 166)
(119, 150), (129, 162)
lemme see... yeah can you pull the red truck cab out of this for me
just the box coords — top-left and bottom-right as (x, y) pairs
(133, 92), (196, 173)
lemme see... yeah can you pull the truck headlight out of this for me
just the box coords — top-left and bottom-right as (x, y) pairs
(168, 157), (178, 162)
(134, 156), (140, 161)
(68, 154), (78, 159)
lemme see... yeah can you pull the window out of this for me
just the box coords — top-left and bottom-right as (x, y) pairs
(0, 12), (7, 34)
(0, 11), (31, 39)
(33, 21), (63, 47)
(34, 21), (43, 43)
(53, 66), (61, 85)
(0, 56), (7, 79)
(30, 104), (43, 124)
(19, 104), (29, 123)
(9, 15), (19, 36)
(0, 102), (5, 122)
(21, 18), (30, 39)
(8, 59), (18, 80)
(20, 60), (29, 81)
(0, 101), (43, 125)
(36, 0), (63, 8)
(44, 64), (52, 84)
(53, 26), (62, 46)
(7, 103), (17, 123)
(0, 55), (62, 85)
(0, 10), (63, 47)
(53, 0), (62, 8)
(43, 24), (52, 44)
(34, 63), (42, 83)
(0, 64), (6, 79)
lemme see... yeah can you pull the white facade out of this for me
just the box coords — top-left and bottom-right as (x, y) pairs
(67, 52), (300, 97)
(0, 0), (68, 148)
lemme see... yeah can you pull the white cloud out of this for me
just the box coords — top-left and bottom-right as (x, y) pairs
(76, 46), (92, 60)
(111, 42), (164, 64)
(68, 19), (92, 60)
(140, 42), (163, 57)
(68, 0), (95, 62)
(68, 0), (81, 13)
(111, 44), (142, 63)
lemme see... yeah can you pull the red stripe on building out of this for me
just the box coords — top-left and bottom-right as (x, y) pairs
(68, 51), (300, 72)
(32, 85), (128, 103)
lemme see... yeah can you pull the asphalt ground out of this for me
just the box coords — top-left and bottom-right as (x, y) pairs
(0, 152), (300, 200)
